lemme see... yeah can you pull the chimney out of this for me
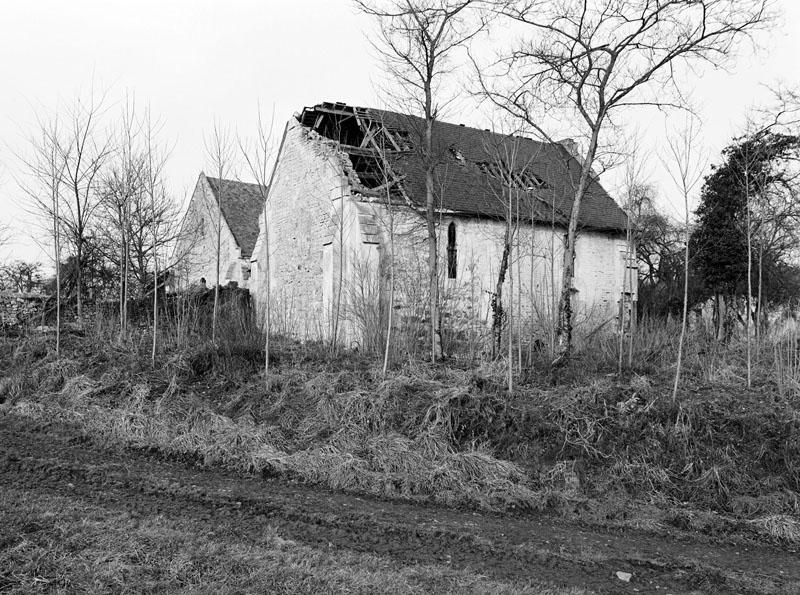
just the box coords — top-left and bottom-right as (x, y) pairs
(558, 138), (582, 164)
(558, 137), (600, 180)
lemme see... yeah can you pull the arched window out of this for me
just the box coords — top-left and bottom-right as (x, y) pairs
(447, 222), (457, 279)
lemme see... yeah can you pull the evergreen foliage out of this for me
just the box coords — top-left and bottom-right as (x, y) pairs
(690, 131), (800, 305)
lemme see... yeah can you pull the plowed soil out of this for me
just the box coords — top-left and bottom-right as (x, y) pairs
(1, 413), (798, 594)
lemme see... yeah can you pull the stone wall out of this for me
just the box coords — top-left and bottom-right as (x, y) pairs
(0, 292), (48, 330)
(250, 123), (355, 338)
(361, 204), (634, 339)
(251, 120), (635, 345)
(173, 173), (250, 290)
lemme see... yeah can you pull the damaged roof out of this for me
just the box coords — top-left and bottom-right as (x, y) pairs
(205, 176), (266, 259)
(297, 102), (628, 232)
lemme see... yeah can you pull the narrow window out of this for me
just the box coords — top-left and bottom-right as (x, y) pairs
(447, 222), (457, 279)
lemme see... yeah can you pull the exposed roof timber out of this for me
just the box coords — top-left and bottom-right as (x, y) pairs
(351, 112), (413, 205)
(338, 145), (377, 156)
(298, 101), (626, 230)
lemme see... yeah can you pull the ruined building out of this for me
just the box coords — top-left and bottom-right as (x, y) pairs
(173, 173), (265, 290)
(245, 102), (636, 345)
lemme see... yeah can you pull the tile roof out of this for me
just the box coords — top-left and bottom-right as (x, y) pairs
(298, 103), (628, 232)
(205, 176), (266, 259)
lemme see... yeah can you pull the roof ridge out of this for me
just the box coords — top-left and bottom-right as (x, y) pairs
(297, 102), (629, 231)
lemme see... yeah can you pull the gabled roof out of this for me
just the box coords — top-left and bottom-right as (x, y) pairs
(297, 102), (628, 232)
(205, 176), (266, 259)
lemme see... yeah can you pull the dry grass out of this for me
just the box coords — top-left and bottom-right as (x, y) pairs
(10, 366), (543, 512)
(3, 312), (800, 537)
(749, 514), (800, 544)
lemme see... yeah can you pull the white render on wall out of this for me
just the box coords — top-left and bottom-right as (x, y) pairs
(250, 120), (636, 343)
(173, 173), (251, 290)
(362, 204), (635, 333)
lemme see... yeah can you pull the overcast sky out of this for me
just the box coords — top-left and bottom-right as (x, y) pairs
(1, 0), (799, 266)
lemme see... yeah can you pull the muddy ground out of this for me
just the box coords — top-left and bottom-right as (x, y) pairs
(1, 413), (798, 594)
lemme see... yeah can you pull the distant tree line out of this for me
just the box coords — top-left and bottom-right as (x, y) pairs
(635, 129), (800, 329)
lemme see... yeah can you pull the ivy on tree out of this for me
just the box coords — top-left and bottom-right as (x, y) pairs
(691, 131), (800, 306)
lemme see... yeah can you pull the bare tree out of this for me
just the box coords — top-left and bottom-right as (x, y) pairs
(58, 91), (112, 322)
(732, 119), (800, 380)
(479, 129), (540, 388)
(663, 117), (706, 401)
(142, 108), (170, 366)
(480, 0), (771, 363)
(204, 122), (236, 344)
(750, 87), (800, 347)
(356, 0), (485, 361)
(0, 261), (42, 293)
(17, 116), (67, 356)
(359, 112), (402, 376)
(382, 175), (397, 377)
(100, 96), (144, 335)
(238, 105), (275, 383)
(99, 97), (183, 345)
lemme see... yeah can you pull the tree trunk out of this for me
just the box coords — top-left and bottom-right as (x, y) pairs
(330, 182), (346, 353)
(756, 242), (763, 361)
(151, 228), (158, 366)
(745, 170), (752, 388)
(672, 201), (690, 403)
(554, 130), (600, 365)
(423, 78), (441, 363)
(383, 193), (395, 378)
(529, 201), (535, 366)
(54, 195), (61, 359)
(516, 193), (522, 371)
(425, 158), (441, 360)
(123, 236), (129, 334)
(508, 237), (514, 393)
(714, 294), (725, 341)
(123, 203), (130, 336)
(626, 224), (635, 368)
(493, 234), (512, 356)
(264, 203), (271, 384)
(213, 190), (221, 344)
(76, 237), (83, 322)
(119, 224), (125, 332)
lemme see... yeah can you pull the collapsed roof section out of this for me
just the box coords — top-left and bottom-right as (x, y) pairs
(296, 101), (628, 232)
(298, 102), (409, 200)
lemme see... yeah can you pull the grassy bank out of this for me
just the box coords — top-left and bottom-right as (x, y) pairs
(1, 320), (798, 543)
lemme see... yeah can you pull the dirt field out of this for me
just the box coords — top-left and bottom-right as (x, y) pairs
(1, 413), (798, 594)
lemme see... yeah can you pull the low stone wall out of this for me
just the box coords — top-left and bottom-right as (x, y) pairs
(0, 292), (48, 331)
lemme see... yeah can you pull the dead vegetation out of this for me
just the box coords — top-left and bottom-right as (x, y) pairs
(1, 314), (799, 541)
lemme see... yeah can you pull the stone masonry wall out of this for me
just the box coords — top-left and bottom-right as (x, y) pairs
(0, 292), (47, 330)
(173, 174), (249, 290)
(250, 123), (354, 338)
(361, 203), (633, 339)
(250, 122), (634, 345)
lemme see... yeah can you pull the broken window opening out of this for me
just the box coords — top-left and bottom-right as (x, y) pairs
(361, 124), (412, 153)
(386, 128), (412, 151)
(512, 170), (548, 190)
(349, 153), (391, 190)
(315, 113), (363, 146)
(300, 105), (414, 154)
(300, 106), (365, 147)
(447, 222), (457, 279)
(449, 147), (466, 165)
(477, 160), (549, 190)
